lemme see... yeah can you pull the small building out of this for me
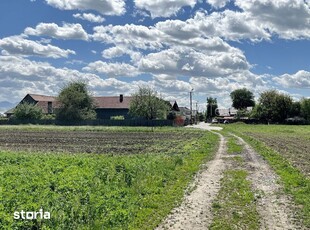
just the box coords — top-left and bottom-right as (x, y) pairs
(94, 95), (132, 119)
(5, 94), (58, 118)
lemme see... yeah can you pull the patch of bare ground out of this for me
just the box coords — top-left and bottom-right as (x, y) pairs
(156, 132), (228, 230)
(232, 134), (304, 230)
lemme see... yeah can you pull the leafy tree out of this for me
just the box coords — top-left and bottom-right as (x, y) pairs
(300, 98), (310, 121)
(56, 81), (96, 121)
(290, 101), (301, 117)
(230, 88), (255, 110)
(206, 97), (218, 118)
(14, 102), (43, 120)
(253, 90), (293, 123)
(129, 87), (170, 120)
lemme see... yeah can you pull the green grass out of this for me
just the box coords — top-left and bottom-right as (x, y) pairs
(226, 135), (243, 154)
(222, 123), (310, 228)
(210, 170), (259, 230)
(0, 128), (219, 229)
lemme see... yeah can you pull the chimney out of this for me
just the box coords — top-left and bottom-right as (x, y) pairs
(119, 94), (123, 103)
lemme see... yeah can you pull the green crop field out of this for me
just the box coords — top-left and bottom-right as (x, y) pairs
(0, 126), (218, 229)
(222, 124), (310, 227)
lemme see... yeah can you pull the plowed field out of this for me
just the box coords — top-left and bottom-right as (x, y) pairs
(0, 129), (203, 154)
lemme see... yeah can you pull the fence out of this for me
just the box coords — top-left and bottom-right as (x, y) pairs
(0, 119), (174, 127)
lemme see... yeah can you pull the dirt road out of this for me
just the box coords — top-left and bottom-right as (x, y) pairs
(157, 123), (302, 230)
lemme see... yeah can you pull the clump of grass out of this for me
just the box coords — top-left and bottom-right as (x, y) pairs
(210, 170), (259, 230)
(227, 136), (243, 155)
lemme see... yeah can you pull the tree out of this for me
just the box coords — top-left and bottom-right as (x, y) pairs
(14, 102), (43, 120)
(253, 90), (293, 123)
(300, 98), (310, 121)
(129, 87), (170, 120)
(206, 97), (218, 118)
(56, 81), (96, 121)
(230, 88), (255, 110)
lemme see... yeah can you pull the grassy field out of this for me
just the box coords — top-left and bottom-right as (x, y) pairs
(222, 123), (310, 227)
(0, 126), (218, 229)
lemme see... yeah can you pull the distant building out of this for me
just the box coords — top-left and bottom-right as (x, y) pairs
(5, 94), (180, 120)
(5, 94), (133, 119)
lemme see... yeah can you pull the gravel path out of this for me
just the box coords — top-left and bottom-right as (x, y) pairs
(156, 123), (302, 230)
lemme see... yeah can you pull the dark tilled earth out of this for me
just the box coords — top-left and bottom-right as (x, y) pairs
(0, 130), (203, 154)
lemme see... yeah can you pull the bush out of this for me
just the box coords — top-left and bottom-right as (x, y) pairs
(110, 115), (125, 120)
(13, 102), (43, 120)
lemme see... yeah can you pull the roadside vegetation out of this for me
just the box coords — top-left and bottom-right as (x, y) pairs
(0, 126), (218, 229)
(223, 124), (310, 227)
(210, 133), (259, 230)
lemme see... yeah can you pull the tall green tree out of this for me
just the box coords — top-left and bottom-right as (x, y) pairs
(206, 97), (218, 118)
(253, 90), (293, 123)
(129, 87), (170, 120)
(230, 88), (255, 110)
(14, 102), (43, 120)
(56, 81), (96, 121)
(300, 98), (310, 121)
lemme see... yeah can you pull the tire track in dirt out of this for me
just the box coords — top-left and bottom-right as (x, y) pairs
(232, 134), (303, 230)
(156, 131), (228, 230)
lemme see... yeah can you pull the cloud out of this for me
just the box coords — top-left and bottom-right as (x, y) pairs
(0, 36), (75, 58)
(92, 24), (163, 50)
(235, 0), (310, 39)
(73, 13), (105, 23)
(25, 23), (89, 40)
(45, 0), (126, 16)
(134, 0), (197, 18)
(0, 56), (133, 103)
(138, 47), (250, 78)
(273, 70), (310, 88)
(206, 0), (230, 8)
(83, 61), (140, 77)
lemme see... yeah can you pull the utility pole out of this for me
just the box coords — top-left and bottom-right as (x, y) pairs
(195, 101), (198, 124)
(189, 89), (194, 124)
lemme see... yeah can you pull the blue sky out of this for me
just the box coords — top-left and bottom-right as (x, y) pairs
(0, 0), (309, 113)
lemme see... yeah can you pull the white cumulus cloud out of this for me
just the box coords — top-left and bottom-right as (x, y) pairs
(73, 13), (105, 23)
(45, 0), (126, 16)
(83, 61), (140, 77)
(273, 70), (310, 88)
(134, 0), (197, 18)
(0, 36), (75, 58)
(25, 23), (89, 40)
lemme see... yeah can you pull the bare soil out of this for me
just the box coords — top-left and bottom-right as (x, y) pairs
(0, 130), (203, 154)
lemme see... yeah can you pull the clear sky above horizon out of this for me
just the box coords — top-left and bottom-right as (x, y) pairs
(0, 0), (309, 113)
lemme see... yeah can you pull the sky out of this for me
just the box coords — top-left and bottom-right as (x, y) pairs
(0, 0), (309, 113)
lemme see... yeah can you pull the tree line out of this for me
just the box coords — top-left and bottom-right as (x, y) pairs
(207, 88), (310, 124)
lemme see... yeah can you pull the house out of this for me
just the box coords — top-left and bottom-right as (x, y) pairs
(5, 94), (180, 120)
(5, 94), (58, 118)
(93, 95), (132, 119)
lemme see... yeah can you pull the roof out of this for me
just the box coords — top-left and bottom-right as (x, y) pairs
(28, 94), (57, 102)
(29, 94), (132, 109)
(93, 96), (132, 109)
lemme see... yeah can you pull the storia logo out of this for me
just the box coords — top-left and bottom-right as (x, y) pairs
(14, 209), (50, 220)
